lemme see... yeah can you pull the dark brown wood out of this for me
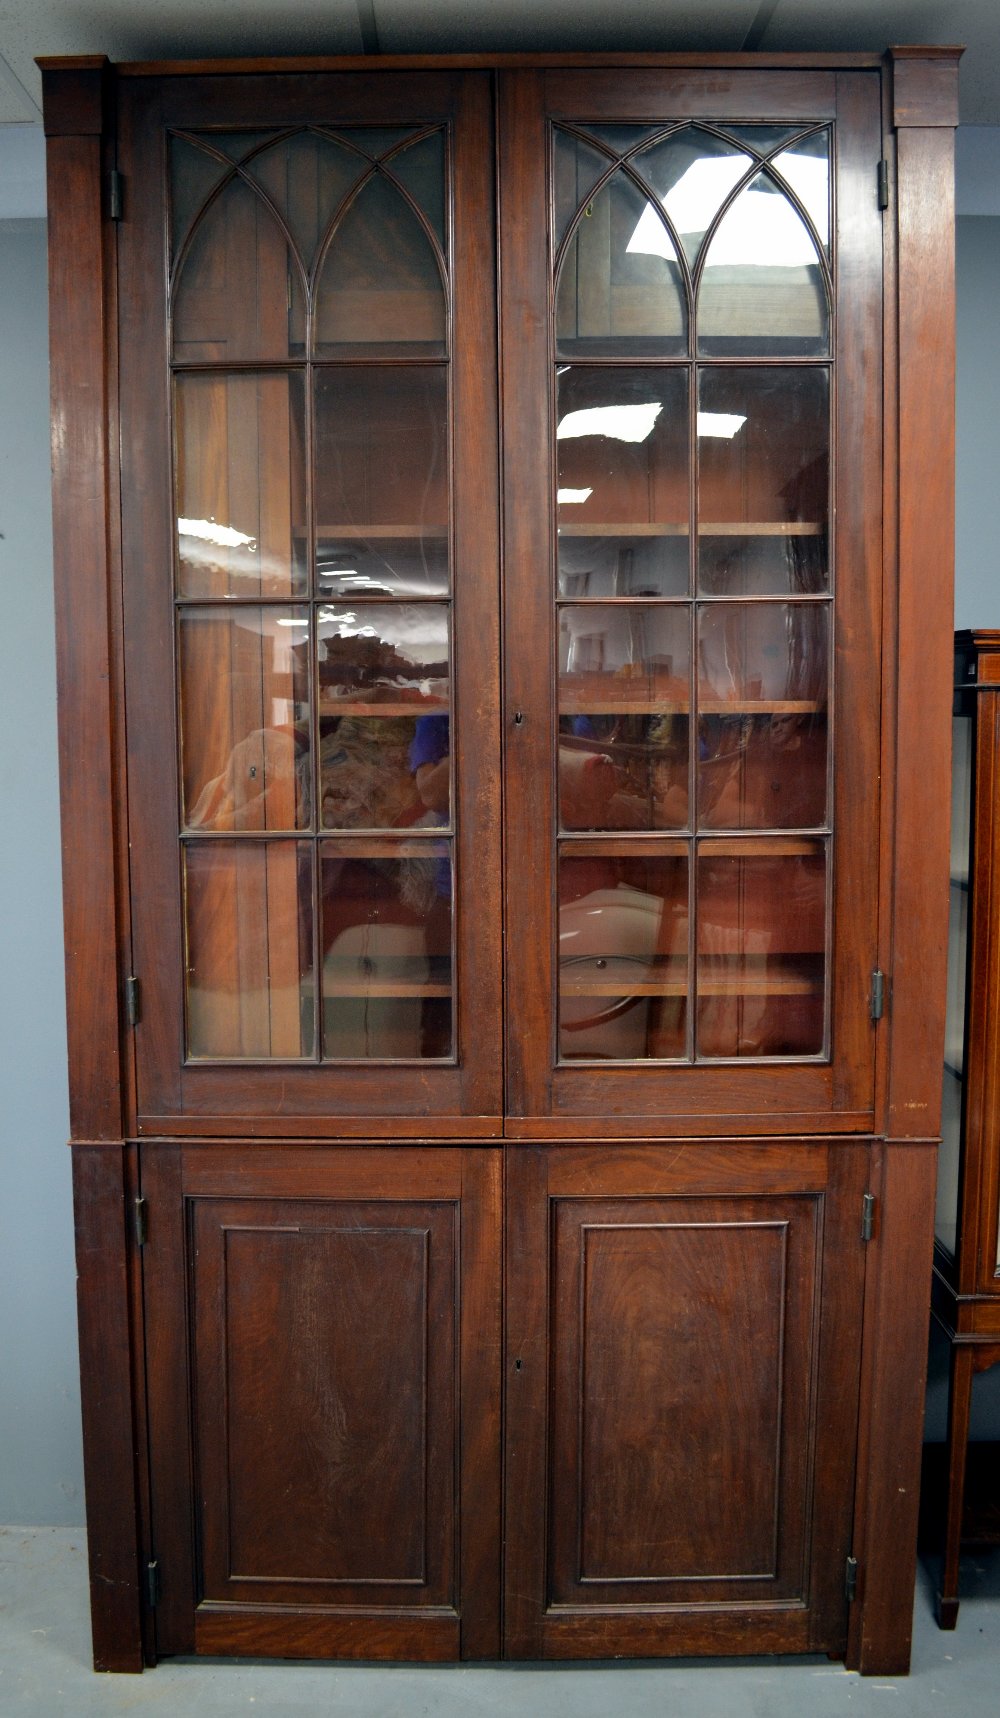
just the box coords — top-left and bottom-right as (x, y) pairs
(885, 125), (956, 1141)
(500, 66), (884, 1133)
(43, 48), (959, 1679)
(504, 1141), (868, 1659)
(142, 1144), (501, 1662)
(43, 77), (124, 1143)
(72, 1144), (143, 1672)
(890, 47), (963, 129)
(847, 1140), (937, 1674)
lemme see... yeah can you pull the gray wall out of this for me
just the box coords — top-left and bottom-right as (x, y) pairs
(2, 187), (1000, 1530)
(0, 218), (83, 1524)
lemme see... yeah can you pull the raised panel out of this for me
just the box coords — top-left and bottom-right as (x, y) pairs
(194, 1207), (448, 1598)
(142, 1145), (501, 1662)
(505, 1141), (868, 1660)
(550, 1196), (814, 1605)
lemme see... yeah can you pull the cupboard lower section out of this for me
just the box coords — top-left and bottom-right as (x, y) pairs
(137, 1137), (869, 1665)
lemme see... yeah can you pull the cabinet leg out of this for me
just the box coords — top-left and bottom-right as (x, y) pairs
(936, 1343), (975, 1629)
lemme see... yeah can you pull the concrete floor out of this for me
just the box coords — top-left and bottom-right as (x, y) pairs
(2, 1527), (999, 1717)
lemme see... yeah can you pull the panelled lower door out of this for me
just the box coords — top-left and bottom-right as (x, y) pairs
(141, 1144), (501, 1661)
(500, 68), (884, 1133)
(117, 70), (501, 1134)
(504, 1141), (868, 1658)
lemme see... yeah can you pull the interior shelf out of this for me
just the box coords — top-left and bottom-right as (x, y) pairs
(557, 521), (824, 538)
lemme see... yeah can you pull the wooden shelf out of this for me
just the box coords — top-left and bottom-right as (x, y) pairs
(313, 524), (448, 539)
(324, 981), (452, 998)
(319, 696), (448, 717)
(557, 522), (824, 538)
(562, 968), (821, 999)
(560, 696), (821, 716)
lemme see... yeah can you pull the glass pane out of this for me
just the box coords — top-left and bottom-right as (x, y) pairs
(716, 125), (812, 157)
(172, 175), (305, 361)
(314, 368), (448, 590)
(772, 132), (830, 258)
(389, 130), (447, 253)
(175, 372), (306, 598)
(558, 853), (689, 1060)
(317, 604), (449, 831)
(697, 368), (829, 595)
(553, 128), (614, 251)
(315, 174), (446, 355)
(555, 171), (687, 358)
(338, 128), (420, 160)
(696, 842), (826, 1057)
(951, 713), (973, 881)
(582, 124), (672, 156)
(697, 171), (829, 357)
(243, 131), (370, 267)
(633, 127), (753, 271)
(559, 605), (690, 831)
(321, 844), (452, 1058)
(170, 134), (232, 257)
(317, 538), (449, 600)
(556, 367), (689, 597)
(179, 607), (311, 831)
(184, 841), (314, 1059)
(697, 604), (829, 831)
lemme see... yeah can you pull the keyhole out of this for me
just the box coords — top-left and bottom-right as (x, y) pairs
(249, 765), (257, 778)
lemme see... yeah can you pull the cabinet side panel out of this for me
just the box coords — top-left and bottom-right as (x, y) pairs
(72, 1144), (143, 1671)
(44, 125), (124, 1142)
(886, 120), (956, 1138)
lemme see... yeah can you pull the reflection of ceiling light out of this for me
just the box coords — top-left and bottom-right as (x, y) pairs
(625, 149), (826, 269)
(557, 487), (593, 503)
(178, 516), (257, 551)
(697, 412), (746, 438)
(276, 618), (309, 627)
(557, 404), (662, 443)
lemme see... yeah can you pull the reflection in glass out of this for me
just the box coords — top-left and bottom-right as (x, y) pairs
(696, 844), (826, 1056)
(697, 368), (829, 594)
(697, 171), (829, 356)
(315, 173), (446, 354)
(170, 134), (233, 256)
(772, 132), (830, 256)
(317, 604), (450, 830)
(175, 372), (306, 598)
(633, 127), (753, 271)
(172, 175), (306, 362)
(242, 131), (370, 265)
(559, 605), (690, 830)
(314, 368), (448, 592)
(558, 853), (688, 1060)
(556, 368), (688, 597)
(388, 130), (447, 252)
(555, 170), (687, 356)
(553, 128), (615, 250)
(185, 841), (314, 1059)
(321, 844), (452, 1058)
(179, 607), (311, 830)
(317, 538), (450, 599)
(697, 604), (829, 830)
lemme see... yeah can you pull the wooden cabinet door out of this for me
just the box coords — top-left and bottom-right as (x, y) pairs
(117, 70), (501, 1135)
(504, 1140), (868, 1658)
(140, 1144), (501, 1661)
(500, 68), (884, 1135)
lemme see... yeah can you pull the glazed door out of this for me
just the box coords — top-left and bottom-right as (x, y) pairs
(504, 1141), (869, 1658)
(141, 1144), (502, 1661)
(500, 69), (884, 1134)
(117, 71), (501, 1134)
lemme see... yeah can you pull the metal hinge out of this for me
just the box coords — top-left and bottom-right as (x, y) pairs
(146, 1559), (160, 1608)
(877, 160), (889, 210)
(845, 1554), (859, 1602)
(108, 169), (124, 221)
(861, 1193), (876, 1243)
(134, 1195), (148, 1248)
(125, 975), (141, 1028)
(870, 969), (886, 1022)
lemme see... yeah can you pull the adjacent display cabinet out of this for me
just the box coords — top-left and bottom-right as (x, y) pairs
(41, 46), (961, 1677)
(932, 630), (1000, 1627)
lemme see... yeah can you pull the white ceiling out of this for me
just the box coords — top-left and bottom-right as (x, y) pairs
(0, 0), (995, 124)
